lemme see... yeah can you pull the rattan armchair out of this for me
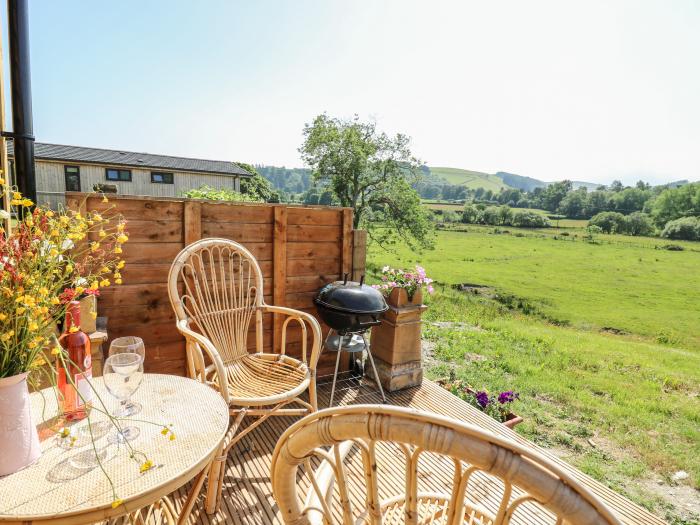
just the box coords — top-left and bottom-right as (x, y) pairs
(271, 405), (623, 525)
(168, 238), (321, 513)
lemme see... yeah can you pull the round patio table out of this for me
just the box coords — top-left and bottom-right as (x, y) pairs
(0, 374), (228, 524)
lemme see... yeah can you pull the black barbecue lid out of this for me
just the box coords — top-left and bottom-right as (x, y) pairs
(314, 277), (388, 314)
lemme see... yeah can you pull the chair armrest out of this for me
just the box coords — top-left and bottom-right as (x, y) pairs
(175, 319), (231, 405)
(261, 304), (322, 371)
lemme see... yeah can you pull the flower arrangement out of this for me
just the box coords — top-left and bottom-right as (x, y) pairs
(0, 179), (174, 507)
(0, 183), (127, 379)
(373, 264), (434, 299)
(445, 379), (520, 423)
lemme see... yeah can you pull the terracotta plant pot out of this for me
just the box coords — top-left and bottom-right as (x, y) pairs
(503, 413), (524, 429)
(0, 372), (41, 475)
(387, 287), (423, 308)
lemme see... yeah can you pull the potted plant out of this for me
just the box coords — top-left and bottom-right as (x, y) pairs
(0, 181), (128, 475)
(373, 265), (435, 307)
(441, 379), (523, 428)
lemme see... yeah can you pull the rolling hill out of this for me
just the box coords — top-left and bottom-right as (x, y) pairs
(428, 167), (508, 192)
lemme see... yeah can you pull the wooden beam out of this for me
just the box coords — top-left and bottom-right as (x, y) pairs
(273, 206), (287, 352)
(341, 208), (353, 279)
(183, 201), (202, 246)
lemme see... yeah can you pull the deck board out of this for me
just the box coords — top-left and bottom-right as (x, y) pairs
(173, 377), (665, 525)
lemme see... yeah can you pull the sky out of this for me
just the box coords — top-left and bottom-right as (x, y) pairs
(3, 0), (699, 185)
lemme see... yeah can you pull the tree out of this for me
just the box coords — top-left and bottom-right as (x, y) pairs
(558, 188), (588, 218)
(540, 180), (573, 212)
(300, 114), (434, 249)
(497, 205), (513, 225)
(237, 162), (280, 202)
(610, 180), (625, 192)
(462, 204), (479, 224)
(610, 187), (652, 214)
(649, 182), (700, 228)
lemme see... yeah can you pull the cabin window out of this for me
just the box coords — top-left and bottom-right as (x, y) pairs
(64, 165), (81, 192)
(105, 168), (132, 182)
(151, 171), (174, 184)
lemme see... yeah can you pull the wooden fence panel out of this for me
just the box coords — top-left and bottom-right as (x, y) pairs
(66, 193), (362, 377)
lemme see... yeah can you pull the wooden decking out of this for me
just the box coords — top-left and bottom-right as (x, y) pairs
(172, 376), (664, 525)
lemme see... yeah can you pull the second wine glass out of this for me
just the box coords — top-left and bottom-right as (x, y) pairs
(103, 353), (144, 443)
(108, 336), (145, 415)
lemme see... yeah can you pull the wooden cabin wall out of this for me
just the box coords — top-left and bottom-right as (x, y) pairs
(65, 193), (360, 377)
(37, 160), (241, 208)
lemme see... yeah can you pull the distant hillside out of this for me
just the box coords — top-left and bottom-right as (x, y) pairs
(255, 165), (312, 193)
(571, 181), (601, 191)
(496, 171), (546, 192)
(429, 167), (508, 192)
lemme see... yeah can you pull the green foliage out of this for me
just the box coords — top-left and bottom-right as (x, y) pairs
(235, 162), (280, 202)
(460, 205), (549, 228)
(624, 211), (655, 236)
(650, 182), (700, 228)
(181, 184), (262, 202)
(661, 216), (700, 241)
(300, 114), (434, 250)
(589, 211), (627, 233)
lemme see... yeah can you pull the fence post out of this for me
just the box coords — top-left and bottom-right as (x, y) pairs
(183, 201), (202, 246)
(273, 206), (287, 352)
(341, 208), (353, 278)
(352, 229), (367, 281)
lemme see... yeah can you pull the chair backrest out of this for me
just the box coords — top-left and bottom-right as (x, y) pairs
(271, 405), (622, 525)
(168, 238), (265, 362)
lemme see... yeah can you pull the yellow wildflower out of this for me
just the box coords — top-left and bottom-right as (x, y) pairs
(65, 264), (73, 274)
(111, 499), (123, 509)
(75, 286), (85, 295)
(51, 346), (62, 355)
(89, 281), (99, 291)
(93, 213), (103, 222)
(39, 287), (49, 296)
(161, 427), (169, 435)
(90, 242), (100, 252)
(21, 198), (33, 207)
(45, 210), (54, 218)
(28, 321), (38, 331)
(116, 260), (125, 269)
(169, 433), (176, 441)
(49, 229), (60, 237)
(139, 460), (154, 473)
(49, 248), (59, 257)
(59, 216), (70, 225)
(12, 192), (21, 200)
(10, 199), (22, 206)
(31, 355), (44, 365)
(0, 313), (6, 321)
(100, 279), (111, 287)
(115, 278), (123, 285)
(98, 229), (106, 238)
(114, 246), (122, 254)
(68, 326), (79, 333)
(116, 234), (128, 244)
(117, 222), (126, 232)
(51, 297), (60, 305)
(91, 311), (97, 320)
(28, 341), (38, 349)
(16, 307), (26, 315)
(0, 330), (15, 341)
(102, 196), (109, 203)
(40, 306), (49, 314)
(0, 177), (4, 184)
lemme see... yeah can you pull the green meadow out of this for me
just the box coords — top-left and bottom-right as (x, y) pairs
(368, 227), (700, 522)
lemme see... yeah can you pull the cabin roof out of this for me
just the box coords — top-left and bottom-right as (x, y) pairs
(7, 142), (252, 177)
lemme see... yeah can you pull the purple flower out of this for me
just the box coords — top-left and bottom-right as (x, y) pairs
(475, 390), (490, 409)
(497, 391), (519, 404)
(427, 285), (434, 294)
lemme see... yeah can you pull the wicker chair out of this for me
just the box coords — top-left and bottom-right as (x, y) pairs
(271, 405), (623, 525)
(168, 238), (321, 512)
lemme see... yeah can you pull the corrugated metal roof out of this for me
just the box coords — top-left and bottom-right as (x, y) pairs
(7, 142), (251, 177)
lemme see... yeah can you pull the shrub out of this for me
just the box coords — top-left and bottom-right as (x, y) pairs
(511, 209), (550, 228)
(660, 216), (700, 241)
(622, 212), (654, 236)
(182, 185), (262, 203)
(588, 211), (626, 234)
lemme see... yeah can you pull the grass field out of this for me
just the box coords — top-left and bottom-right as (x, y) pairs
(429, 166), (509, 191)
(368, 227), (700, 523)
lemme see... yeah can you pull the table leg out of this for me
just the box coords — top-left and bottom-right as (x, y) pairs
(177, 467), (208, 525)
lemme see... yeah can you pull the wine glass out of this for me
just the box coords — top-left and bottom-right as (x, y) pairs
(103, 353), (144, 443)
(108, 337), (145, 415)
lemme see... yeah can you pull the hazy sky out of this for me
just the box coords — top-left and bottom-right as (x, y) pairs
(5, 0), (700, 184)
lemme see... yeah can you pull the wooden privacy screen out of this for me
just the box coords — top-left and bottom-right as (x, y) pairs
(65, 193), (366, 377)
